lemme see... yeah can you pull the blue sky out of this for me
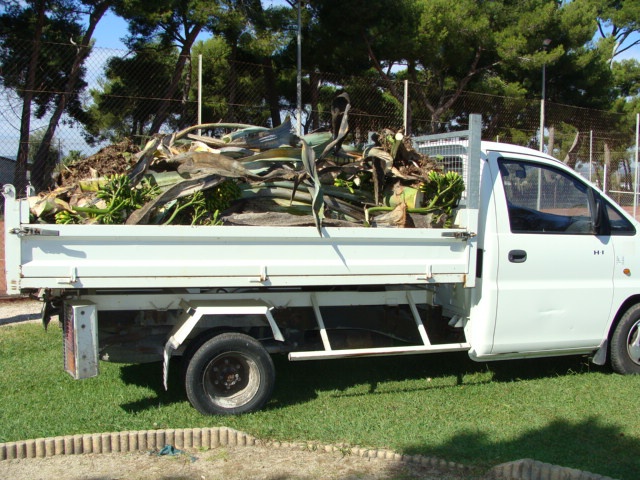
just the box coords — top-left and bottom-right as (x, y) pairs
(92, 11), (129, 50)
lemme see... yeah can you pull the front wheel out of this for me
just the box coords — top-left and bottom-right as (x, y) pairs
(184, 332), (275, 415)
(610, 304), (640, 375)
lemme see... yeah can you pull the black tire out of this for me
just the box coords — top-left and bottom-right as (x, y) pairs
(184, 332), (275, 415)
(610, 304), (640, 375)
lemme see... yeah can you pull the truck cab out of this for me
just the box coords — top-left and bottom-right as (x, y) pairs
(465, 142), (639, 373)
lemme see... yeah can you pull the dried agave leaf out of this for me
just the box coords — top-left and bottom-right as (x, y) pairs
(128, 136), (162, 186)
(319, 94), (351, 160)
(186, 133), (228, 148)
(28, 193), (71, 218)
(172, 151), (250, 177)
(369, 202), (407, 228)
(222, 211), (356, 227)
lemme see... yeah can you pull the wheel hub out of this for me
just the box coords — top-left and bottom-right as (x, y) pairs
(213, 359), (243, 390)
(628, 321), (640, 365)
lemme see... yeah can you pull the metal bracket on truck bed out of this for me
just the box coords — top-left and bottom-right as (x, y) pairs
(162, 299), (284, 389)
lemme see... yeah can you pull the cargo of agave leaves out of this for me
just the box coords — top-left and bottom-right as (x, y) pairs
(29, 95), (464, 230)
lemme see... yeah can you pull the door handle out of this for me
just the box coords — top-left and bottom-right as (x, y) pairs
(508, 250), (527, 263)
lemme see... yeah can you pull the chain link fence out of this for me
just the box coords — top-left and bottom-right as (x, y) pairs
(1, 42), (639, 216)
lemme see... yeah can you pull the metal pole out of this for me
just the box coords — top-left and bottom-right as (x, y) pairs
(296, 1), (302, 136)
(634, 113), (639, 219)
(198, 54), (202, 136)
(539, 62), (546, 152)
(537, 61), (546, 209)
(589, 130), (593, 182)
(403, 80), (408, 135)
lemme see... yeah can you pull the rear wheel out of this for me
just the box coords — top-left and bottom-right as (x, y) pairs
(610, 304), (640, 374)
(184, 332), (275, 415)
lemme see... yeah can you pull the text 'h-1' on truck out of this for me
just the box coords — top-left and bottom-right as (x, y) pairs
(4, 114), (640, 415)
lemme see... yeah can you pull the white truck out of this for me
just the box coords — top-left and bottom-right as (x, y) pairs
(4, 115), (640, 415)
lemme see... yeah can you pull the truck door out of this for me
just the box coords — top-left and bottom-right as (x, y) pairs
(490, 153), (614, 354)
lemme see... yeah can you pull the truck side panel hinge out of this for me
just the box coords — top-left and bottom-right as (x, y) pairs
(10, 227), (59, 237)
(454, 231), (476, 240)
(440, 231), (476, 240)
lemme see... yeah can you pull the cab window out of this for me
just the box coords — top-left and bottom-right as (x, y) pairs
(498, 159), (595, 234)
(605, 202), (635, 235)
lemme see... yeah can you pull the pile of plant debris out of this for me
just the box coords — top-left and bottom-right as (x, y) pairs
(29, 94), (464, 233)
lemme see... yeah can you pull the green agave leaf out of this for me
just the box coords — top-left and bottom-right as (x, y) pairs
(125, 174), (223, 225)
(222, 126), (269, 143)
(301, 131), (333, 156)
(223, 118), (296, 150)
(236, 147), (303, 163)
(173, 122), (262, 143)
(300, 138), (324, 235)
(219, 146), (258, 158)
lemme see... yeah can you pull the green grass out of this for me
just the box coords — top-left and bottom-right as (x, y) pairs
(1, 322), (639, 479)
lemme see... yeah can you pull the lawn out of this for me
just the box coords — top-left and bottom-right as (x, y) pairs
(1, 321), (638, 479)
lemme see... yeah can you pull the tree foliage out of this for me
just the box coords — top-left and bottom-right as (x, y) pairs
(589, 0), (640, 61)
(86, 46), (181, 144)
(114, 0), (220, 133)
(1, 0), (639, 195)
(0, 0), (88, 191)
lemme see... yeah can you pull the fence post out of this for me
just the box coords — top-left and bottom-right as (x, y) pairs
(589, 130), (593, 182)
(467, 114), (481, 211)
(296, 0), (302, 136)
(198, 54), (202, 135)
(634, 113), (639, 218)
(403, 80), (409, 135)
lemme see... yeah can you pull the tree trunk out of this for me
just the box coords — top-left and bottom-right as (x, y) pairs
(547, 125), (555, 157)
(31, 1), (109, 192)
(178, 54), (193, 129)
(362, 32), (403, 111)
(562, 130), (580, 169)
(261, 57), (281, 128)
(309, 70), (320, 132)
(14, 0), (46, 196)
(149, 24), (203, 134)
(409, 50), (484, 134)
(226, 44), (239, 123)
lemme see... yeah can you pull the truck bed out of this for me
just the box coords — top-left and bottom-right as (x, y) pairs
(4, 121), (481, 295)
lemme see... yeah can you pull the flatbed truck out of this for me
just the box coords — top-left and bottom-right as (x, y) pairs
(4, 115), (640, 414)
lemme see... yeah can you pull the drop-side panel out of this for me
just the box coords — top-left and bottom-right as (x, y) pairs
(17, 224), (471, 289)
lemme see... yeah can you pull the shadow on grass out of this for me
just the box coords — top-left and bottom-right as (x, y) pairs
(118, 360), (188, 411)
(117, 352), (605, 413)
(267, 351), (603, 408)
(402, 416), (638, 480)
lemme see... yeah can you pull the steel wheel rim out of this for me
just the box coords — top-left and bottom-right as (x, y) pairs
(627, 319), (640, 366)
(202, 351), (261, 409)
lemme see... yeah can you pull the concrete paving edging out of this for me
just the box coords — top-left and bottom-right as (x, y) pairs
(0, 426), (468, 469)
(0, 427), (617, 480)
(488, 458), (617, 480)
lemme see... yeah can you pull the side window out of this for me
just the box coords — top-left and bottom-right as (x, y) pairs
(605, 202), (636, 235)
(498, 159), (594, 234)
